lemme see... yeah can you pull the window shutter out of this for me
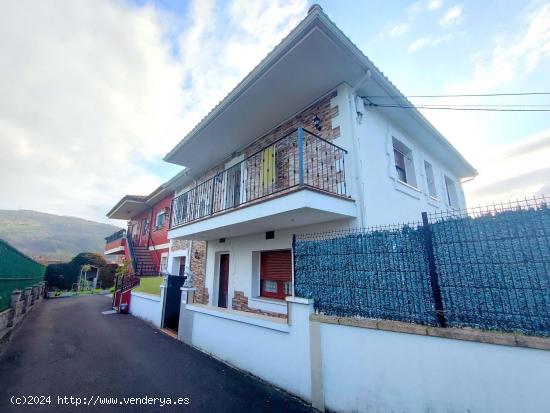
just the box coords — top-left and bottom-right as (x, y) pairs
(260, 250), (292, 281)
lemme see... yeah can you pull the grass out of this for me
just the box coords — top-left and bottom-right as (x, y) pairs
(133, 276), (163, 296)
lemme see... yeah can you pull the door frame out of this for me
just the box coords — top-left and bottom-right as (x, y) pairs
(214, 252), (230, 308)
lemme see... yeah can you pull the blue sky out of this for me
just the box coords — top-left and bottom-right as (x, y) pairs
(141, 0), (550, 203)
(1, 0), (549, 221)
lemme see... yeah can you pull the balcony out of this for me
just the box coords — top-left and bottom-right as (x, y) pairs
(104, 229), (126, 255)
(169, 128), (356, 240)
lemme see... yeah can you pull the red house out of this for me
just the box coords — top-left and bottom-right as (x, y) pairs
(104, 185), (173, 276)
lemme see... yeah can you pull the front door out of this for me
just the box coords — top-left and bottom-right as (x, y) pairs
(163, 275), (186, 332)
(218, 254), (229, 308)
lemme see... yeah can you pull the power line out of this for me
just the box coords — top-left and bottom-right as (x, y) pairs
(367, 103), (550, 112)
(386, 103), (550, 107)
(362, 92), (550, 98)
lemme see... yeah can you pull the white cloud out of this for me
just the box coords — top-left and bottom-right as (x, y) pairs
(408, 32), (460, 52)
(0, 0), (307, 222)
(388, 23), (410, 37)
(408, 37), (431, 52)
(414, 3), (550, 205)
(446, 3), (550, 94)
(439, 4), (463, 28)
(428, 0), (444, 11)
(465, 128), (550, 204)
(0, 1), (183, 221)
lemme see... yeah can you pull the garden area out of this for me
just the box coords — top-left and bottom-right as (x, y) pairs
(133, 276), (163, 296)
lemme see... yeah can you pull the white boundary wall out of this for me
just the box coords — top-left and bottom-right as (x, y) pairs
(178, 290), (550, 413)
(183, 297), (313, 401)
(319, 322), (550, 413)
(130, 291), (163, 328)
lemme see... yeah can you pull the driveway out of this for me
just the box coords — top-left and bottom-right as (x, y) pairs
(0, 294), (314, 413)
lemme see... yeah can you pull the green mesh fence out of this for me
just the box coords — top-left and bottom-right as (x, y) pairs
(0, 238), (45, 311)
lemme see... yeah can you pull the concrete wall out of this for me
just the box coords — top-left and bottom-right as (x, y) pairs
(183, 298), (313, 401)
(179, 288), (550, 413)
(130, 291), (162, 328)
(318, 321), (550, 413)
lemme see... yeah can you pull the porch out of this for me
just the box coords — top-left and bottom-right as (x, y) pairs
(168, 128), (356, 240)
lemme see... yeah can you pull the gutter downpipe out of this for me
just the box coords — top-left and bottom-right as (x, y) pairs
(347, 70), (371, 228)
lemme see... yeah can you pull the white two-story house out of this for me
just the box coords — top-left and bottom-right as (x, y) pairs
(164, 5), (476, 318)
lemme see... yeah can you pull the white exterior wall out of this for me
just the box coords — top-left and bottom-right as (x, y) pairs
(319, 322), (550, 413)
(204, 222), (349, 312)
(331, 82), (467, 226)
(166, 240), (190, 276)
(130, 291), (162, 327)
(186, 300), (313, 401)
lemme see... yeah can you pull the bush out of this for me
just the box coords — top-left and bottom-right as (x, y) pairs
(45, 253), (116, 290)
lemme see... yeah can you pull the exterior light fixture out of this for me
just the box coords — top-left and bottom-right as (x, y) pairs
(312, 115), (322, 131)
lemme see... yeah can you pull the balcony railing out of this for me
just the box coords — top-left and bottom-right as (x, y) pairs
(170, 128), (347, 229)
(105, 229), (126, 243)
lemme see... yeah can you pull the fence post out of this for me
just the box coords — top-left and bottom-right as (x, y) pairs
(291, 234), (297, 297)
(298, 128), (304, 187)
(421, 212), (447, 328)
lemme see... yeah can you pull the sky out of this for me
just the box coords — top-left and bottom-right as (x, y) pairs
(0, 0), (549, 223)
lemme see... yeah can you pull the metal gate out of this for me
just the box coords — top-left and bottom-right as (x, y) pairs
(163, 275), (186, 332)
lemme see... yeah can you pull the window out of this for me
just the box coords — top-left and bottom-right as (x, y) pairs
(260, 250), (292, 300)
(445, 175), (459, 207)
(141, 219), (149, 235)
(155, 210), (165, 230)
(263, 280), (278, 293)
(394, 148), (407, 182)
(424, 161), (437, 198)
(392, 138), (417, 187)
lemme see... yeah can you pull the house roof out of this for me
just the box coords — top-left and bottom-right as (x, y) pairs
(164, 4), (476, 179)
(106, 169), (193, 220)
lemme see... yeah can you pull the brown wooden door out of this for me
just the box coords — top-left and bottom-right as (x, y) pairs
(218, 254), (229, 308)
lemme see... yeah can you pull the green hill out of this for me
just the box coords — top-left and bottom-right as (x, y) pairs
(0, 210), (123, 263)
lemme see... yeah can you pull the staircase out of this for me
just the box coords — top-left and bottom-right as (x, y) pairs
(133, 245), (160, 276)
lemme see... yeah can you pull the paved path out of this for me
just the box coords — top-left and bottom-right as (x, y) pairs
(0, 295), (314, 413)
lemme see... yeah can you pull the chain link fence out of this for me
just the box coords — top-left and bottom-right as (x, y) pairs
(294, 196), (550, 337)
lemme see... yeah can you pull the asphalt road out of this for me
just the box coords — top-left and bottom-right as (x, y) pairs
(0, 294), (314, 413)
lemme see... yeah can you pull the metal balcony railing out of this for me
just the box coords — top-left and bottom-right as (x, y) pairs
(105, 229), (126, 243)
(170, 128), (348, 229)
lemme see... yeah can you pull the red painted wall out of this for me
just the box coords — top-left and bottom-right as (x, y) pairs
(104, 237), (126, 253)
(127, 194), (172, 248)
(149, 195), (172, 246)
(124, 194), (173, 271)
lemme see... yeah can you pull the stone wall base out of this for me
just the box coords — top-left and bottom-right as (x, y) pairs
(232, 291), (287, 319)
(0, 283), (45, 354)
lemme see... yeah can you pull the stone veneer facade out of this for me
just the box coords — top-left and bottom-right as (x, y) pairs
(231, 291), (287, 319)
(170, 239), (208, 305)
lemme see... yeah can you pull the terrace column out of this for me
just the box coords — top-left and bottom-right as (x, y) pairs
(178, 287), (196, 345)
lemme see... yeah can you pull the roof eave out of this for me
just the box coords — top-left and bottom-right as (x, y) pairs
(164, 6), (476, 178)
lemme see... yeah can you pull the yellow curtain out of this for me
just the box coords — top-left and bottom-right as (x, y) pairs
(261, 147), (276, 188)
